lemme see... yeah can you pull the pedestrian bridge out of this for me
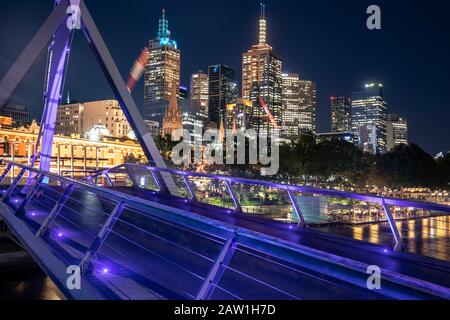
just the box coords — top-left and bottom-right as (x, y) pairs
(1, 161), (450, 300)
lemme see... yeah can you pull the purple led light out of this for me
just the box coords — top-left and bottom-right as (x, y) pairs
(58, 232), (63, 238)
(383, 249), (388, 253)
(102, 268), (109, 274)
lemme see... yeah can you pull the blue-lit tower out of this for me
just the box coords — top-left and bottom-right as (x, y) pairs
(144, 9), (180, 105)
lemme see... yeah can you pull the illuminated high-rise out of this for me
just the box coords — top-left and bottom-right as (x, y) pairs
(144, 9), (181, 105)
(190, 71), (209, 113)
(351, 83), (388, 154)
(331, 96), (352, 133)
(298, 80), (317, 134)
(387, 114), (408, 151)
(208, 65), (237, 125)
(281, 73), (301, 139)
(242, 4), (282, 135)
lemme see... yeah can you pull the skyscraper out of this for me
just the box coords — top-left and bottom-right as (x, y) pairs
(387, 114), (408, 151)
(208, 65), (237, 125)
(242, 4), (282, 135)
(144, 9), (180, 105)
(298, 80), (317, 134)
(281, 73), (301, 139)
(351, 83), (388, 154)
(190, 71), (209, 113)
(331, 96), (352, 133)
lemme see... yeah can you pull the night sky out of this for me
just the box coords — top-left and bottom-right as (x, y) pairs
(0, 0), (449, 155)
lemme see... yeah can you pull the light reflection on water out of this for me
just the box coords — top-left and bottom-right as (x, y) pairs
(326, 215), (450, 261)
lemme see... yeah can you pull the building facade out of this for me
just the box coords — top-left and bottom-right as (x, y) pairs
(190, 71), (209, 114)
(387, 114), (408, 151)
(242, 5), (282, 136)
(56, 100), (131, 138)
(144, 9), (181, 106)
(298, 80), (317, 134)
(351, 83), (388, 154)
(208, 64), (237, 125)
(331, 96), (351, 133)
(0, 104), (31, 126)
(0, 119), (144, 177)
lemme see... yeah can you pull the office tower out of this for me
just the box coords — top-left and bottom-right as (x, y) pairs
(298, 80), (317, 134)
(208, 64), (237, 125)
(144, 9), (181, 105)
(56, 100), (131, 138)
(387, 114), (408, 151)
(281, 73), (300, 139)
(351, 83), (388, 154)
(161, 84), (183, 138)
(179, 86), (189, 100)
(331, 97), (352, 133)
(242, 4), (282, 135)
(190, 71), (209, 113)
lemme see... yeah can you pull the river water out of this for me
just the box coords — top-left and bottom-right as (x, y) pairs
(0, 232), (62, 300)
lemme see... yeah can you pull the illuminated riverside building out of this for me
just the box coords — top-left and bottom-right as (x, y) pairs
(190, 72), (209, 113)
(331, 96), (351, 133)
(208, 64), (238, 125)
(242, 4), (282, 135)
(56, 100), (131, 138)
(0, 119), (144, 176)
(298, 80), (317, 134)
(387, 114), (408, 151)
(351, 83), (388, 154)
(144, 9), (181, 105)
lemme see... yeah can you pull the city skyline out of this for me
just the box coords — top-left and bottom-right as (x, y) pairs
(0, 0), (449, 154)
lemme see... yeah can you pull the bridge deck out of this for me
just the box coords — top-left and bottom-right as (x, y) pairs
(114, 187), (450, 291)
(1, 179), (449, 300)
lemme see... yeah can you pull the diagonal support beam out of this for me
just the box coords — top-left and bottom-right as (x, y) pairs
(0, 0), (71, 107)
(79, 201), (125, 274)
(196, 235), (237, 300)
(78, 1), (178, 196)
(36, 184), (74, 237)
(183, 175), (197, 203)
(225, 180), (241, 213)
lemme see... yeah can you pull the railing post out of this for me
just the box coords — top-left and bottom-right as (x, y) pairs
(183, 175), (197, 203)
(0, 163), (13, 185)
(150, 170), (162, 192)
(36, 184), (75, 238)
(224, 179), (241, 213)
(104, 173), (113, 187)
(196, 234), (237, 300)
(1, 168), (27, 202)
(382, 199), (405, 252)
(15, 173), (45, 215)
(79, 201), (125, 274)
(287, 188), (306, 228)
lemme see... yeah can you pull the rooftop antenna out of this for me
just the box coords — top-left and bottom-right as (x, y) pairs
(259, 3), (267, 45)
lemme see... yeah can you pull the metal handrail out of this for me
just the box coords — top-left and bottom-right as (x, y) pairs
(2, 161), (450, 299)
(84, 162), (450, 253)
(90, 163), (450, 214)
